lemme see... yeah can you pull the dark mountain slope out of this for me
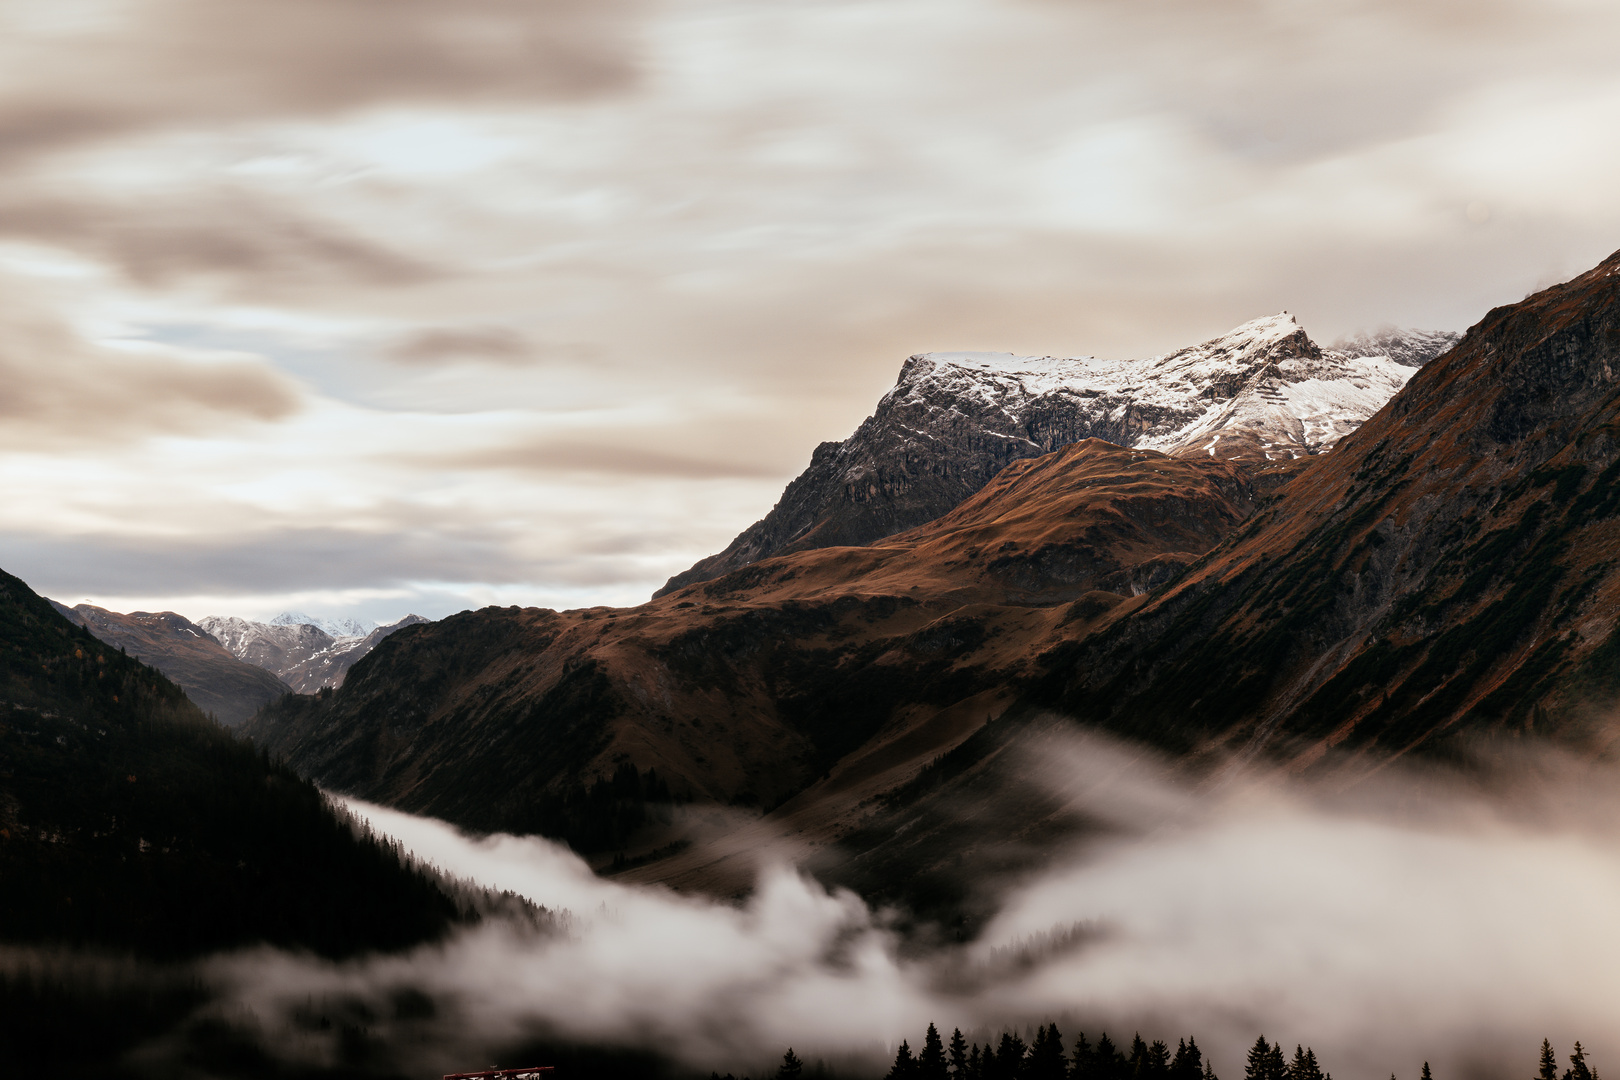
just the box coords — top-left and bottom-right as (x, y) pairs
(246, 440), (1258, 857)
(0, 567), (461, 961)
(1034, 246), (1620, 765)
(50, 602), (292, 726)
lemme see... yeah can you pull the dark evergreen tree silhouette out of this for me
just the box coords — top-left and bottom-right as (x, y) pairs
(1247, 1037), (1289, 1080)
(1540, 1041), (1561, 1080)
(1069, 1032), (1096, 1080)
(968, 1045), (982, 1080)
(1289, 1046), (1324, 1080)
(778, 1048), (803, 1080)
(1170, 1038), (1204, 1080)
(888, 1040), (918, 1080)
(1029, 1024), (1067, 1080)
(950, 1029), (970, 1078)
(1096, 1034), (1127, 1080)
(1567, 1042), (1596, 1080)
(1421, 1064), (1432, 1080)
(995, 1032), (1028, 1080)
(920, 1024), (949, 1080)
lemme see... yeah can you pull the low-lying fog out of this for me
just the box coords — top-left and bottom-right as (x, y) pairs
(43, 732), (1620, 1078)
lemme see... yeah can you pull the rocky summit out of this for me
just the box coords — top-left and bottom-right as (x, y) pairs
(656, 316), (1458, 596)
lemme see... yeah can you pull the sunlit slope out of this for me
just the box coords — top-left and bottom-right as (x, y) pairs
(0, 567), (459, 959)
(246, 440), (1258, 850)
(1037, 246), (1620, 763)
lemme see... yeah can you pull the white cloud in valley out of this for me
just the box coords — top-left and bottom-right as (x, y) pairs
(2, 0), (1620, 619)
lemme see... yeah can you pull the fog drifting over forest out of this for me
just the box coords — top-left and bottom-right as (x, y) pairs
(119, 733), (1620, 1079)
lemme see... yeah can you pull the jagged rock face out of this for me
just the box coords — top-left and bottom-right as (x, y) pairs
(656, 316), (1458, 596)
(196, 614), (428, 694)
(48, 602), (290, 726)
(1038, 247), (1620, 763)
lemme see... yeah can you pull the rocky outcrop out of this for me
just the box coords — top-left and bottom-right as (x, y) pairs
(656, 317), (1457, 596)
(48, 602), (290, 726)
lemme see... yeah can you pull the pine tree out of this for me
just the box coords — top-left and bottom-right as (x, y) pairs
(996, 1032), (1028, 1080)
(970, 1046), (983, 1080)
(888, 1040), (917, 1080)
(1070, 1033), (1095, 1080)
(920, 1024), (949, 1080)
(1568, 1042), (1595, 1080)
(1289, 1047), (1324, 1080)
(1170, 1038), (1203, 1080)
(1030, 1024), (1067, 1080)
(1203, 1063), (1219, 1080)
(1246, 1038), (1273, 1080)
(1421, 1064), (1432, 1080)
(778, 1049), (804, 1080)
(1097, 1035), (1125, 1080)
(1540, 1041), (1561, 1080)
(1146, 1041), (1171, 1080)
(1265, 1043), (1287, 1080)
(950, 1029), (970, 1078)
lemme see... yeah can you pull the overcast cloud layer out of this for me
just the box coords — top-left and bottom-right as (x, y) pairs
(4, 0), (1620, 621)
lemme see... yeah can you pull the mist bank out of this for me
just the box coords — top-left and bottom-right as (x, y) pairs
(11, 729), (1616, 1078)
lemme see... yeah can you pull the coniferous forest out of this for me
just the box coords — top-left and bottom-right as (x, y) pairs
(715, 1026), (1605, 1080)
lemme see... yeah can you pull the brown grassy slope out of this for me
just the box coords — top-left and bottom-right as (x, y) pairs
(50, 603), (291, 726)
(246, 440), (1258, 849)
(1036, 246), (1620, 766)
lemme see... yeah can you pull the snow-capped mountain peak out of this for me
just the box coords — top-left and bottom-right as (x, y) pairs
(268, 610), (372, 638)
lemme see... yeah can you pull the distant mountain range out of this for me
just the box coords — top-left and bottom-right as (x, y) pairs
(48, 603), (292, 726)
(656, 315), (1458, 595)
(49, 605), (429, 725)
(198, 613), (429, 694)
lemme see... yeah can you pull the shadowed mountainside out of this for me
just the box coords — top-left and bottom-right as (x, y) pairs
(1029, 246), (1620, 767)
(49, 602), (292, 726)
(248, 248), (1620, 911)
(246, 440), (1260, 855)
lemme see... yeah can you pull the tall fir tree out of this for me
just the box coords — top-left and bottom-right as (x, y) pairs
(1540, 1041), (1561, 1080)
(996, 1032), (1028, 1080)
(1421, 1064), (1432, 1080)
(1069, 1033), (1096, 1080)
(1146, 1041), (1171, 1080)
(888, 1040), (917, 1080)
(1170, 1039), (1204, 1080)
(778, 1049), (804, 1080)
(950, 1029), (970, 1078)
(920, 1024), (949, 1080)
(1098, 1034), (1126, 1080)
(969, 1045), (983, 1080)
(1247, 1037), (1289, 1080)
(1568, 1042), (1595, 1080)
(1029, 1024), (1067, 1080)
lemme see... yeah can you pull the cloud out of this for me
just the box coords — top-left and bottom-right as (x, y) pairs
(30, 735), (1620, 1078)
(383, 325), (533, 366)
(0, 0), (641, 163)
(0, 284), (300, 447)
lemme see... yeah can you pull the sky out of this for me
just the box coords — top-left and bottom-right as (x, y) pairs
(4, 0), (1620, 625)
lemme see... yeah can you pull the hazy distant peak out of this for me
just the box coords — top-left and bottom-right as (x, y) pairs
(1330, 326), (1461, 368)
(269, 610), (373, 638)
